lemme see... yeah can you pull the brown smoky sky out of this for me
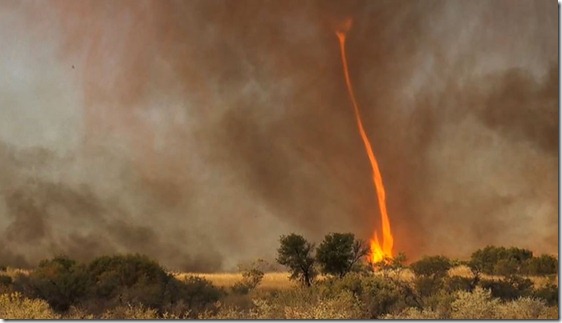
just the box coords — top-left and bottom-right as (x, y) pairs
(0, 0), (557, 271)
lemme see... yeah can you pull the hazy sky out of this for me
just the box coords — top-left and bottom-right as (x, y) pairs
(0, 0), (557, 271)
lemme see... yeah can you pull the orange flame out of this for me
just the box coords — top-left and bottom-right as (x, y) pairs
(336, 19), (394, 264)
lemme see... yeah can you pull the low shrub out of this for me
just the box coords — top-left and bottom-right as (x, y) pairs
(410, 256), (452, 279)
(496, 297), (553, 319)
(384, 288), (558, 319)
(479, 275), (533, 301)
(100, 304), (159, 319)
(0, 292), (60, 319)
(444, 276), (474, 293)
(232, 260), (265, 295)
(168, 276), (223, 317)
(532, 283), (558, 306)
(317, 272), (411, 318)
(0, 274), (12, 286)
(450, 287), (500, 319)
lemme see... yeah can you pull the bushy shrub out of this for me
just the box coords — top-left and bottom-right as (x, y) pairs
(450, 287), (500, 319)
(0, 274), (12, 286)
(318, 272), (417, 317)
(414, 275), (444, 298)
(0, 274), (13, 293)
(479, 275), (533, 301)
(281, 290), (363, 319)
(86, 254), (171, 311)
(229, 286), (364, 319)
(521, 254), (558, 275)
(12, 254), (223, 317)
(444, 276), (474, 293)
(532, 283), (558, 306)
(384, 288), (558, 319)
(469, 246), (533, 275)
(100, 304), (159, 319)
(0, 292), (60, 319)
(410, 255), (452, 279)
(496, 297), (553, 319)
(23, 256), (90, 312)
(383, 307), (440, 319)
(168, 276), (223, 317)
(232, 260), (265, 294)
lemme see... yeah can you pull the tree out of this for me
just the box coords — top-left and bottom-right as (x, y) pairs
(276, 234), (317, 287)
(316, 233), (369, 278)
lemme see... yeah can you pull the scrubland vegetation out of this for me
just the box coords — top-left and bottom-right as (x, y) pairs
(0, 235), (558, 319)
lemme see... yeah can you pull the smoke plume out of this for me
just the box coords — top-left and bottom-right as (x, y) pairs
(0, 0), (557, 270)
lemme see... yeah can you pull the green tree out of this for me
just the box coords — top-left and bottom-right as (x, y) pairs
(276, 234), (317, 287)
(316, 233), (369, 278)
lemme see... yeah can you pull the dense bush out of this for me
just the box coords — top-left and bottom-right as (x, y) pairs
(410, 256), (452, 279)
(86, 255), (222, 317)
(443, 276), (474, 293)
(386, 288), (557, 319)
(410, 255), (454, 303)
(319, 272), (419, 318)
(521, 254), (558, 275)
(169, 276), (223, 316)
(86, 254), (171, 311)
(532, 283), (558, 306)
(469, 246), (533, 275)
(0, 274), (12, 286)
(10, 254), (223, 317)
(479, 275), (533, 301)
(24, 256), (90, 312)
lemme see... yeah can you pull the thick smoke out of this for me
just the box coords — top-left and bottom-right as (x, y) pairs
(0, 0), (557, 270)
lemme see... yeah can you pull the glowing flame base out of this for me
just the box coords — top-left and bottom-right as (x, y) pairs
(336, 19), (394, 265)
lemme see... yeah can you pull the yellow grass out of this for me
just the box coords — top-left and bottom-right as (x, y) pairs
(446, 265), (558, 288)
(174, 272), (297, 290)
(174, 266), (558, 290)
(3, 268), (31, 279)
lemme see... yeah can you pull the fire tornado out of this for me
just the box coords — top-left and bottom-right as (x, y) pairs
(336, 19), (394, 264)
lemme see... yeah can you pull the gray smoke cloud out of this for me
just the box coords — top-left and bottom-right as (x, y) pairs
(0, 0), (557, 271)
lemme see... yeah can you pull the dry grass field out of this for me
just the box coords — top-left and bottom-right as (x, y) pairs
(173, 266), (558, 291)
(174, 272), (297, 290)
